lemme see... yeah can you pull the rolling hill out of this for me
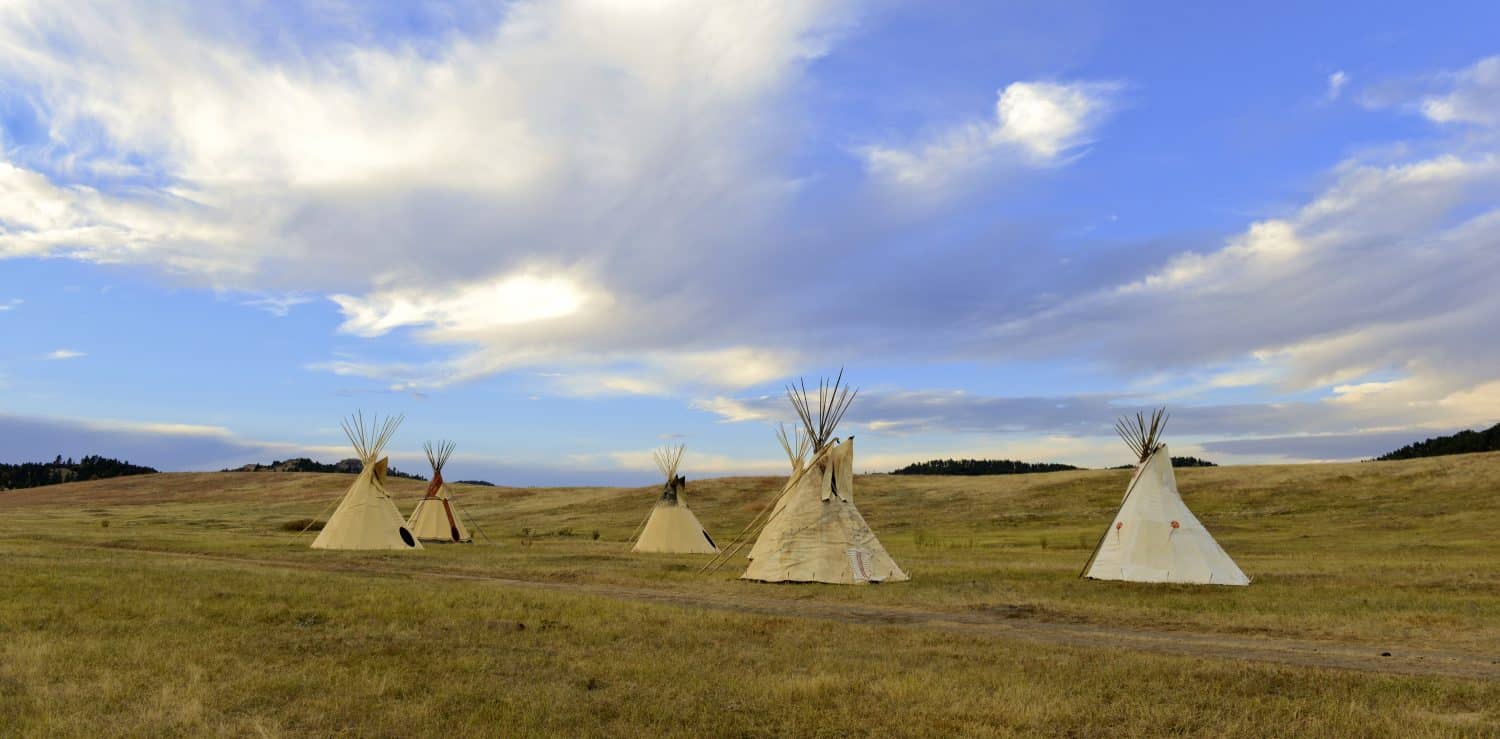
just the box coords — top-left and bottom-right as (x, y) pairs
(3, 452), (1497, 735)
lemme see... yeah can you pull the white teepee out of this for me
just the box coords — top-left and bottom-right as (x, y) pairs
(738, 373), (907, 584)
(406, 440), (472, 543)
(1081, 409), (1247, 585)
(632, 445), (718, 554)
(311, 413), (422, 551)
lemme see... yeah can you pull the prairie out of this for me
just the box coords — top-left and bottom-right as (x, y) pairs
(1, 452), (1497, 736)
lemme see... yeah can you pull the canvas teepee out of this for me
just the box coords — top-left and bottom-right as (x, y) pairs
(734, 372), (908, 584)
(406, 440), (472, 543)
(311, 413), (422, 551)
(1080, 408), (1247, 585)
(631, 445), (718, 554)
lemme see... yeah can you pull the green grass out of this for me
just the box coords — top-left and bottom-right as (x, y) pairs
(2, 452), (1498, 736)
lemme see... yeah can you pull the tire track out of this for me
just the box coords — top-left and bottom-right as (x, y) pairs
(18, 539), (1500, 682)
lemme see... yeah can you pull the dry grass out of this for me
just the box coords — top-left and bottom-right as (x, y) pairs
(2, 452), (1498, 736)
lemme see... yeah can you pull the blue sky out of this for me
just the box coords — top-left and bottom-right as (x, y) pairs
(2, 1), (1498, 484)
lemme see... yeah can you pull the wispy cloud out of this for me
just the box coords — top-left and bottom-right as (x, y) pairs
(241, 293), (313, 318)
(0, 298), (21, 311)
(45, 349), (86, 360)
(860, 80), (1120, 193)
(0, 411), (338, 471)
(1327, 70), (1348, 100)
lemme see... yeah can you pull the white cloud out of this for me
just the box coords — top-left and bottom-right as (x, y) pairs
(546, 347), (793, 398)
(861, 80), (1119, 191)
(0, 5), (1121, 406)
(692, 395), (780, 423)
(1327, 70), (1348, 100)
(0, 298), (20, 311)
(1418, 56), (1500, 126)
(45, 349), (86, 360)
(0, 0), (854, 393)
(991, 143), (1500, 446)
(0, 0), (858, 346)
(0, 160), (238, 275)
(318, 344), (792, 396)
(331, 272), (595, 338)
(993, 81), (1116, 159)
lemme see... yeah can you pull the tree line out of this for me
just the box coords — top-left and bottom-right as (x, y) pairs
(0, 455), (158, 490)
(891, 459), (1080, 476)
(1376, 422), (1500, 461)
(897, 455), (1220, 475)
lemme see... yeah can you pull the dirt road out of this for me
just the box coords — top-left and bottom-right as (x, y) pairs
(20, 538), (1496, 682)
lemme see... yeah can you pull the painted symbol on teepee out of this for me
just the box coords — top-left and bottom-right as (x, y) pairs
(846, 548), (871, 583)
(1170, 520), (1180, 529)
(1116, 522), (1124, 530)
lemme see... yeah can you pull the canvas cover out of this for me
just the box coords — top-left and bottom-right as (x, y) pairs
(406, 469), (471, 543)
(743, 438), (908, 584)
(633, 477), (718, 554)
(312, 457), (422, 550)
(1082, 444), (1247, 585)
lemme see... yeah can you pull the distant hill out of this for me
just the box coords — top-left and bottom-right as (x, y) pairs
(1376, 422), (1500, 461)
(892, 459), (1080, 476)
(226, 457), (425, 481)
(454, 479), (496, 486)
(0, 455), (158, 491)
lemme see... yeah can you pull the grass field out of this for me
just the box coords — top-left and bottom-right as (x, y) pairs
(2, 452), (1498, 736)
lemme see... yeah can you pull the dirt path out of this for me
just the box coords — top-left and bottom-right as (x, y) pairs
(27, 540), (1500, 682)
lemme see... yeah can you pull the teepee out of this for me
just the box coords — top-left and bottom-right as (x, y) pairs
(735, 372), (908, 584)
(631, 445), (718, 554)
(311, 413), (422, 551)
(1080, 408), (1247, 585)
(406, 440), (472, 543)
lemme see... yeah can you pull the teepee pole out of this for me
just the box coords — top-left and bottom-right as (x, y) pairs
(699, 442), (832, 574)
(292, 494), (343, 541)
(447, 495), (492, 543)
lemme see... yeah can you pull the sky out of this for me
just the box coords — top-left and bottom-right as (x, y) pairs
(2, 1), (1498, 485)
